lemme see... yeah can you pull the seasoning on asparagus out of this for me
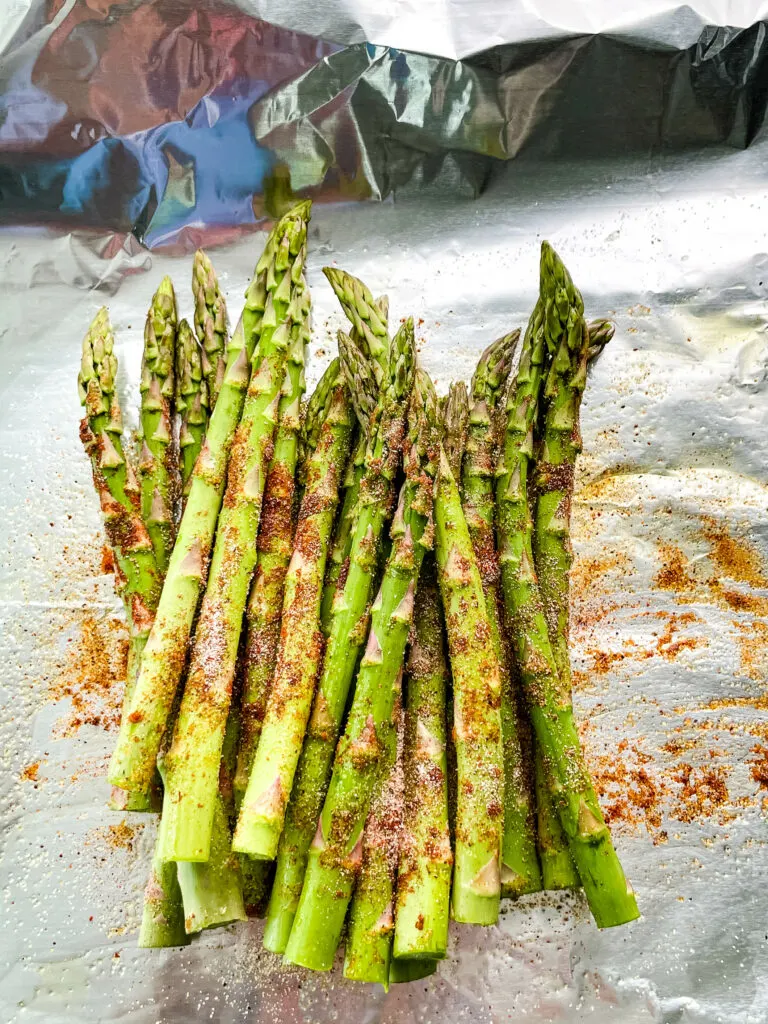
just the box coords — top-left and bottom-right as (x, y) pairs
(173, 711), (247, 931)
(435, 378), (505, 925)
(108, 201), (311, 796)
(343, 695), (404, 985)
(232, 329), (310, 809)
(496, 242), (638, 928)
(284, 366), (438, 972)
(233, 360), (355, 860)
(320, 295), (389, 629)
(78, 308), (161, 812)
(161, 216), (311, 863)
(175, 318), (209, 499)
(532, 317), (612, 891)
(193, 249), (229, 408)
(138, 276), (178, 574)
(461, 332), (542, 898)
(138, 831), (189, 947)
(262, 314), (415, 954)
(393, 558), (452, 961)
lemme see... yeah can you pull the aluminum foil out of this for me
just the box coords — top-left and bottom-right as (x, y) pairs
(2, 3), (768, 1023)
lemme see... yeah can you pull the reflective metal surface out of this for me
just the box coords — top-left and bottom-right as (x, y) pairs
(1, 3), (768, 1023)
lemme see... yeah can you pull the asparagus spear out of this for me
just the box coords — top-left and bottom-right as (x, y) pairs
(138, 276), (178, 574)
(108, 201), (311, 796)
(534, 754), (578, 889)
(233, 361), (355, 860)
(78, 308), (162, 812)
(323, 268), (389, 383)
(319, 431), (365, 631)
(393, 559), (452, 961)
(193, 249), (229, 408)
(283, 367), (439, 972)
(174, 710), (247, 932)
(496, 242), (638, 928)
(161, 225), (311, 863)
(389, 958), (437, 983)
(175, 318), (209, 499)
(232, 329), (310, 809)
(435, 381), (505, 926)
(441, 382), (469, 479)
(343, 694), (403, 985)
(138, 824), (189, 947)
(532, 317), (612, 892)
(461, 332), (542, 899)
(319, 295), (389, 629)
(262, 317), (414, 953)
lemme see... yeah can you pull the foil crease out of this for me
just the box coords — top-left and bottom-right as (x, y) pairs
(2, 2), (768, 249)
(2, 3), (768, 1024)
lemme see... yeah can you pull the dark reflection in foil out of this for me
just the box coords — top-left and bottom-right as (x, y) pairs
(0, 1), (767, 250)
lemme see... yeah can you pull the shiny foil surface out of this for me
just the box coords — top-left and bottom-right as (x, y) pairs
(2, 3), (768, 1022)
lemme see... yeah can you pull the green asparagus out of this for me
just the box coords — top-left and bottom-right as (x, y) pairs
(496, 242), (638, 928)
(319, 296), (388, 629)
(174, 711), (247, 932)
(461, 332), (542, 899)
(138, 276), (178, 573)
(233, 362), (354, 860)
(193, 249), (229, 408)
(435, 378), (505, 925)
(175, 318), (209, 498)
(283, 367), (438, 971)
(232, 327), (308, 809)
(393, 559), (452, 961)
(108, 201), (311, 796)
(160, 212), (311, 862)
(532, 317), (612, 891)
(78, 308), (161, 812)
(263, 317), (415, 953)
(343, 695), (402, 985)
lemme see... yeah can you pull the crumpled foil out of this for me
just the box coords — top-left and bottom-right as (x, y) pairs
(2, 3), (768, 1023)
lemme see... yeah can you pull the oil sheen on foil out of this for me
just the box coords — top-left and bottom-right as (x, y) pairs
(1, 3), (768, 1023)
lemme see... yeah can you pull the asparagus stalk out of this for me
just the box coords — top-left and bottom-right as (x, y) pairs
(174, 710), (247, 932)
(78, 309), (161, 641)
(532, 317), (612, 892)
(343, 695), (403, 985)
(175, 318), (210, 498)
(461, 332), (542, 898)
(283, 367), (439, 972)
(319, 431), (365, 631)
(78, 308), (162, 813)
(108, 201), (311, 796)
(232, 329), (310, 809)
(496, 242), (638, 928)
(534, 754), (578, 889)
(262, 316), (415, 953)
(138, 826), (189, 947)
(193, 249), (229, 408)
(233, 361), (355, 860)
(161, 223), (311, 863)
(441, 382), (469, 480)
(320, 295), (388, 629)
(138, 276), (178, 574)
(435, 389), (506, 925)
(389, 958), (437, 983)
(393, 559), (452, 961)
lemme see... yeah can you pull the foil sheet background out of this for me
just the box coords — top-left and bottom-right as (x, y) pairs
(2, 3), (768, 1023)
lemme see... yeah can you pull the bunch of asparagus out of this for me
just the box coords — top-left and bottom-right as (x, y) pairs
(78, 200), (638, 984)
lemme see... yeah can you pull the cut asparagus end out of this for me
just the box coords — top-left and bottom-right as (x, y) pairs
(389, 958), (438, 984)
(232, 817), (282, 860)
(138, 857), (189, 948)
(158, 792), (213, 863)
(282, 860), (351, 970)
